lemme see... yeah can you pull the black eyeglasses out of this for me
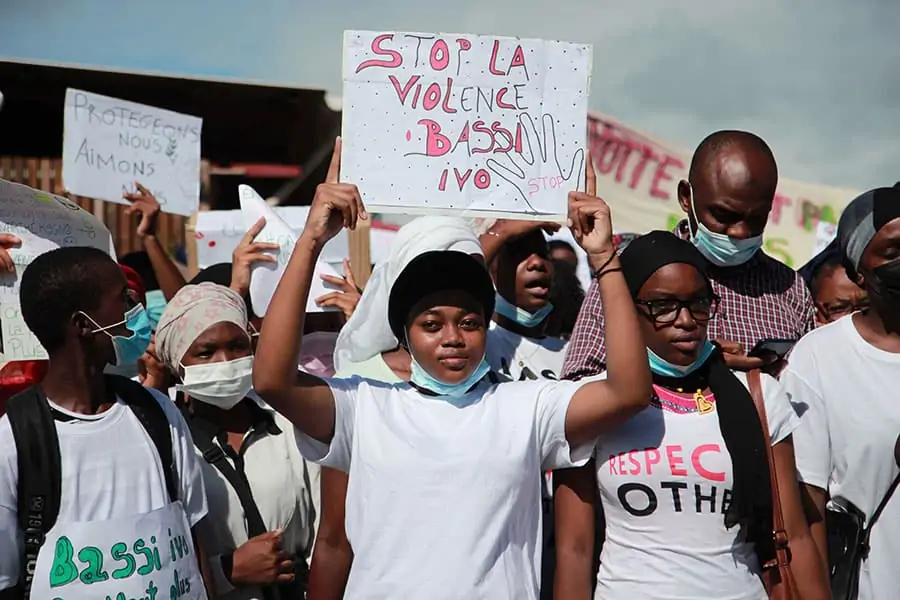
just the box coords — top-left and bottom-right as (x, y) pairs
(635, 296), (719, 324)
(822, 299), (869, 320)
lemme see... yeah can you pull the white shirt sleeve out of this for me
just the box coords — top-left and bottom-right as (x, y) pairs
(534, 380), (594, 471)
(779, 365), (831, 490)
(149, 387), (209, 528)
(293, 377), (359, 473)
(0, 416), (23, 590)
(759, 373), (801, 446)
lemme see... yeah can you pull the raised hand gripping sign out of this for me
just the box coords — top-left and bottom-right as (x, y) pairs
(30, 502), (206, 600)
(239, 185), (342, 316)
(341, 31), (592, 220)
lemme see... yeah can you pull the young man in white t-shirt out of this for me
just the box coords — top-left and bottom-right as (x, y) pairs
(0, 246), (211, 600)
(480, 222), (568, 381)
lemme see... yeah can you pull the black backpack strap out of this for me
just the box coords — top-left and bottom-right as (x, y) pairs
(6, 385), (62, 597)
(106, 375), (178, 503)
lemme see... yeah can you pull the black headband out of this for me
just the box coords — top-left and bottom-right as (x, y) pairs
(619, 231), (710, 297)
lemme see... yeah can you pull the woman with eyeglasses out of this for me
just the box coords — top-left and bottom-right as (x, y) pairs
(155, 282), (317, 600)
(553, 231), (830, 600)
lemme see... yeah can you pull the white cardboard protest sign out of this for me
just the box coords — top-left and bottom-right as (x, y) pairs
(30, 501), (206, 600)
(0, 179), (116, 361)
(62, 88), (203, 216)
(341, 31), (592, 220)
(195, 208), (349, 269)
(812, 220), (838, 256)
(239, 186), (341, 316)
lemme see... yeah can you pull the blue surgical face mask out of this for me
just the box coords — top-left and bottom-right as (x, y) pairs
(409, 353), (491, 398)
(145, 289), (167, 330)
(687, 184), (763, 267)
(82, 304), (153, 367)
(647, 339), (716, 378)
(495, 294), (553, 328)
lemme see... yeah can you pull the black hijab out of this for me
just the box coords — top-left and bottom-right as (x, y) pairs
(619, 231), (775, 564)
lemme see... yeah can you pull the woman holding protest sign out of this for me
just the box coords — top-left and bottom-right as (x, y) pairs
(253, 140), (651, 599)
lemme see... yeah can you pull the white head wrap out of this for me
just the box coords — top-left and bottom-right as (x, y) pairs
(332, 217), (482, 373)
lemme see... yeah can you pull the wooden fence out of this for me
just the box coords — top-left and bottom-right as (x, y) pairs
(0, 156), (187, 258)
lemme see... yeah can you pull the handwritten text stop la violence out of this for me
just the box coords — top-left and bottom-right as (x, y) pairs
(356, 33), (537, 193)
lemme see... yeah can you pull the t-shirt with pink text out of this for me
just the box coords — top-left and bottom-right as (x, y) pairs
(590, 371), (799, 600)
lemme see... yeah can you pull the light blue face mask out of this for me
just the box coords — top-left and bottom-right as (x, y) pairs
(647, 338), (716, 378)
(145, 289), (167, 330)
(495, 294), (553, 328)
(687, 184), (763, 267)
(83, 304), (153, 367)
(409, 354), (491, 398)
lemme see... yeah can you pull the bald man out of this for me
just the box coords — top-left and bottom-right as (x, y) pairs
(563, 130), (815, 378)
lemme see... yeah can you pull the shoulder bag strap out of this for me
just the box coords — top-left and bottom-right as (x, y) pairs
(859, 463), (900, 557)
(747, 369), (791, 568)
(184, 418), (269, 538)
(6, 385), (63, 597)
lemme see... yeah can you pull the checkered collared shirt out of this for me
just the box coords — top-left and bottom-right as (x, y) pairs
(561, 221), (815, 380)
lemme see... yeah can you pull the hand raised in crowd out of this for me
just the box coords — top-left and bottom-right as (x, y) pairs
(123, 182), (162, 238)
(301, 137), (368, 249)
(315, 258), (362, 320)
(138, 334), (172, 392)
(231, 530), (295, 586)
(567, 152), (614, 266)
(231, 217), (279, 298)
(0, 233), (21, 274)
(714, 338), (776, 372)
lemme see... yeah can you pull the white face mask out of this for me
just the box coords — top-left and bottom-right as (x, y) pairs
(177, 355), (254, 410)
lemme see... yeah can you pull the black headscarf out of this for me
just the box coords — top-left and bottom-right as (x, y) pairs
(619, 231), (775, 564)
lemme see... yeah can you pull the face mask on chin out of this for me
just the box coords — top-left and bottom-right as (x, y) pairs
(494, 293), (553, 328)
(687, 184), (763, 267)
(405, 331), (490, 398)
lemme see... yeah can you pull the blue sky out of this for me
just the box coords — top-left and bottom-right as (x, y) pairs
(2, 0), (898, 190)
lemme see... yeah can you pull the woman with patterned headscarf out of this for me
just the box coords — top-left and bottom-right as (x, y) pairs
(155, 282), (316, 600)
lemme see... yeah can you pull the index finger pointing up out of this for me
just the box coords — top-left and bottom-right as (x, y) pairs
(326, 137), (342, 184)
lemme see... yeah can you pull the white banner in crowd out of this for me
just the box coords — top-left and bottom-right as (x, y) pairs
(0, 179), (115, 361)
(62, 88), (203, 216)
(586, 112), (859, 268)
(29, 501), (206, 600)
(341, 30), (592, 220)
(195, 208), (349, 269)
(239, 185), (341, 316)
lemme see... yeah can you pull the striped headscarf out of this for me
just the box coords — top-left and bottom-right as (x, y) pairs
(155, 282), (248, 370)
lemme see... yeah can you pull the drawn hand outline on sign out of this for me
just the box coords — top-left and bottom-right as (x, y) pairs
(486, 113), (584, 214)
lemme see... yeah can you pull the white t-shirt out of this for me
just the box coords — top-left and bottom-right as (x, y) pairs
(486, 322), (567, 381)
(0, 387), (209, 591)
(295, 377), (591, 600)
(783, 315), (900, 600)
(592, 371), (799, 600)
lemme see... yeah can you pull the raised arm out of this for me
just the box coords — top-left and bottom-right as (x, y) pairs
(252, 139), (367, 443)
(124, 182), (187, 300)
(563, 157), (652, 447)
